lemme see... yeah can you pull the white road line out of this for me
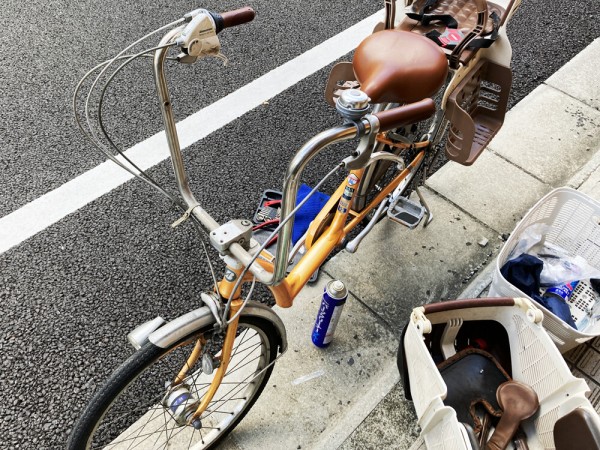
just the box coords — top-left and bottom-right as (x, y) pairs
(0, 11), (382, 255)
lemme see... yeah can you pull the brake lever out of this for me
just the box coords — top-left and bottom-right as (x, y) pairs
(176, 10), (222, 60)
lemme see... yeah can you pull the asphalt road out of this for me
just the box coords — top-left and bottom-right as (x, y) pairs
(1, 0), (599, 448)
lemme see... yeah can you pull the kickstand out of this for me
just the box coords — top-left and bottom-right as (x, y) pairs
(416, 187), (433, 227)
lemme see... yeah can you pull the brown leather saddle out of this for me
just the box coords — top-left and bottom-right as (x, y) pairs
(353, 30), (448, 104)
(323, 0), (514, 167)
(438, 348), (540, 449)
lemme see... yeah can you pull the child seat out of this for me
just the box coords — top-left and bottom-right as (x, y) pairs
(324, 0), (520, 166)
(398, 298), (600, 449)
(399, 0), (518, 165)
(399, 0), (514, 67)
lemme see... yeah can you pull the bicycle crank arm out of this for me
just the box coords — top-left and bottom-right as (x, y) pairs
(415, 187), (433, 227)
(345, 197), (388, 254)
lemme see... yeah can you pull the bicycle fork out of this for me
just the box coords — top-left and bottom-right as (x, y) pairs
(170, 264), (247, 424)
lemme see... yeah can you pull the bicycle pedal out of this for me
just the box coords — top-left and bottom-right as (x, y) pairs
(387, 196), (425, 229)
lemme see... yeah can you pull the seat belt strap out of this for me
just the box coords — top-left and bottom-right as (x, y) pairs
(406, 0), (459, 29)
(425, 11), (500, 49)
(406, 12), (459, 29)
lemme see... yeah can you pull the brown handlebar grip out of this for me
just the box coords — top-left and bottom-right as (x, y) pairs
(220, 7), (256, 29)
(373, 99), (436, 132)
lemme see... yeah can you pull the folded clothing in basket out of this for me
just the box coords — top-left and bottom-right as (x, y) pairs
(500, 254), (543, 297)
(501, 254), (577, 329)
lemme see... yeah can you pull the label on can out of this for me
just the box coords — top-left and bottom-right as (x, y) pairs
(312, 280), (348, 348)
(545, 280), (579, 302)
(323, 306), (344, 344)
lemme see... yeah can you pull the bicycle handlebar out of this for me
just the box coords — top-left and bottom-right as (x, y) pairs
(211, 7), (256, 34)
(154, 15), (436, 285)
(373, 99), (436, 132)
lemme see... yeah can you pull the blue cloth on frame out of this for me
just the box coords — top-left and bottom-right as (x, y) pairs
(292, 184), (330, 245)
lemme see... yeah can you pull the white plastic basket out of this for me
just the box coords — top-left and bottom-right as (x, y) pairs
(489, 187), (600, 353)
(568, 280), (600, 328)
(401, 298), (599, 450)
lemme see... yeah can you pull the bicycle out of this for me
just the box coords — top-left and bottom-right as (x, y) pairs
(68, 0), (521, 448)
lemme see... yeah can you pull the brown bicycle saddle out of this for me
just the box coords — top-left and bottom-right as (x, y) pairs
(486, 381), (539, 450)
(352, 30), (448, 104)
(437, 348), (511, 432)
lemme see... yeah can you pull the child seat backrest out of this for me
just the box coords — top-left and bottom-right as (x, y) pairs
(398, 0), (517, 67)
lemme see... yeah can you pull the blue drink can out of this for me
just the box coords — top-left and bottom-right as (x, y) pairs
(545, 280), (580, 302)
(312, 280), (348, 348)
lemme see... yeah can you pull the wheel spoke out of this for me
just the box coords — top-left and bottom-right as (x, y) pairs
(202, 371), (261, 420)
(78, 319), (276, 450)
(125, 404), (163, 449)
(225, 342), (263, 376)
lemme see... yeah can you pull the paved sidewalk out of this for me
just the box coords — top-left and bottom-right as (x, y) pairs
(338, 37), (600, 449)
(222, 37), (600, 449)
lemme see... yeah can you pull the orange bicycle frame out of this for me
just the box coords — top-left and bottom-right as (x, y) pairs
(266, 147), (425, 308)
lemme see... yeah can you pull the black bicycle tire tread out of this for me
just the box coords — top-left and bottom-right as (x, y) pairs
(68, 317), (279, 450)
(68, 342), (163, 449)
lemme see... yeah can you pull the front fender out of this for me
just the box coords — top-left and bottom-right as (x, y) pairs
(148, 301), (287, 353)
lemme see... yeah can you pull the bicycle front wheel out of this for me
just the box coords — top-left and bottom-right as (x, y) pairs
(68, 316), (279, 449)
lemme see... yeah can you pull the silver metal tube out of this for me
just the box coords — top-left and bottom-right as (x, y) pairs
(272, 124), (363, 283)
(345, 197), (388, 254)
(367, 151), (408, 165)
(153, 31), (274, 284)
(153, 28), (220, 232)
(228, 242), (273, 283)
(153, 34), (368, 285)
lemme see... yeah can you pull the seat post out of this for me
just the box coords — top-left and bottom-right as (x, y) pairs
(384, 0), (396, 30)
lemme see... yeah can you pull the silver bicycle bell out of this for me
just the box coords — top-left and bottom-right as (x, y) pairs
(336, 89), (371, 121)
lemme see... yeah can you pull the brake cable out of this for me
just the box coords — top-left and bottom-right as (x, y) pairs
(223, 163), (344, 326)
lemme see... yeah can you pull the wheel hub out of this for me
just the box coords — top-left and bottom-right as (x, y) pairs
(163, 384), (203, 429)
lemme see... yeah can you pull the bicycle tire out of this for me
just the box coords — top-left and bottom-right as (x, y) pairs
(68, 316), (279, 450)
